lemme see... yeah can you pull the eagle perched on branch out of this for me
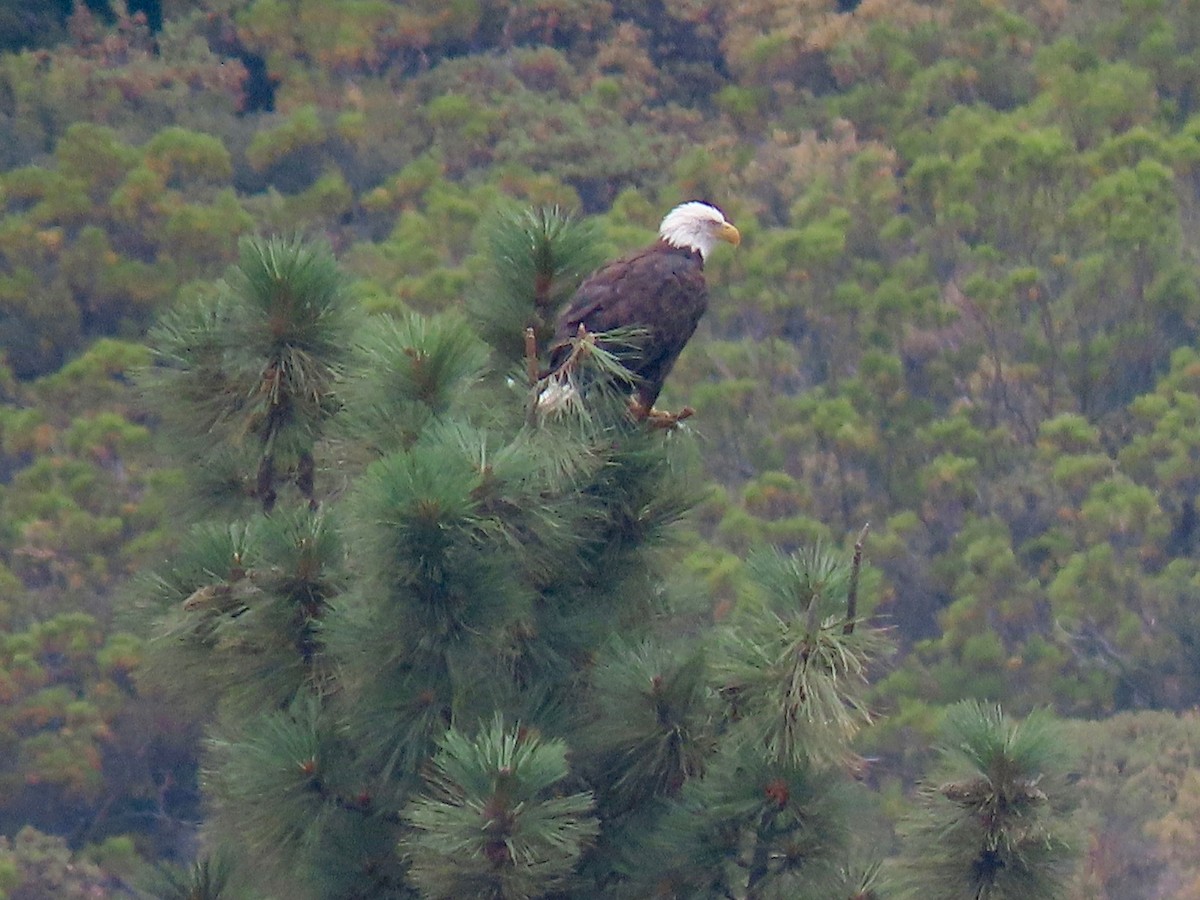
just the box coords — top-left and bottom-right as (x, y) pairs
(537, 201), (740, 425)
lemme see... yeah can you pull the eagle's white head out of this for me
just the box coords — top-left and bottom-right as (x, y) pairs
(658, 201), (741, 260)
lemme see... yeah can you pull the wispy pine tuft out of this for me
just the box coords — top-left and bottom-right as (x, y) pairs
(468, 205), (606, 365)
(575, 639), (716, 818)
(401, 716), (599, 900)
(144, 235), (356, 513)
(340, 311), (491, 454)
(890, 701), (1076, 900)
(629, 746), (852, 899)
(146, 853), (233, 900)
(714, 545), (891, 769)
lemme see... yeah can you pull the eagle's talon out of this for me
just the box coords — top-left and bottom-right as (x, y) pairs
(635, 404), (694, 429)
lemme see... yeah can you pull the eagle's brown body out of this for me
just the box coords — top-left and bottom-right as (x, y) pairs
(537, 201), (738, 420)
(545, 239), (708, 411)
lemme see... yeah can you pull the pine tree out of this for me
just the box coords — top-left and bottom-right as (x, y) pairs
(137, 212), (1071, 899)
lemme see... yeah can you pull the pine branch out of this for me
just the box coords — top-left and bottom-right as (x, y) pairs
(715, 546), (891, 769)
(631, 744), (851, 898)
(401, 717), (599, 900)
(144, 235), (355, 514)
(532, 323), (651, 424)
(575, 640), (716, 818)
(468, 205), (606, 365)
(891, 702), (1077, 900)
(146, 853), (233, 900)
(524, 326), (540, 426)
(339, 311), (491, 456)
(139, 509), (343, 717)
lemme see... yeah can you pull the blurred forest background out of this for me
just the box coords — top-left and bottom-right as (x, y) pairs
(4, 0), (1200, 895)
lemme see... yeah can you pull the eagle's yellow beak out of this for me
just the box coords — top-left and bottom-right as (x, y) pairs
(717, 222), (741, 247)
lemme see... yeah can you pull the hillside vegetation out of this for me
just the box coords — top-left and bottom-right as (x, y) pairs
(3, 0), (1200, 895)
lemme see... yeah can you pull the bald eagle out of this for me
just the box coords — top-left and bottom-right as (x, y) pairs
(538, 201), (740, 423)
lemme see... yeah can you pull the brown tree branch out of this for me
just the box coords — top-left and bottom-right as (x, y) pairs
(844, 522), (869, 635)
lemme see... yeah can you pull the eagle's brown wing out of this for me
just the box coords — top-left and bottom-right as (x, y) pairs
(546, 241), (707, 408)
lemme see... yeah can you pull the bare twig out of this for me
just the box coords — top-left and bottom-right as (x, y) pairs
(524, 327), (542, 426)
(524, 326), (538, 385)
(844, 522), (869, 635)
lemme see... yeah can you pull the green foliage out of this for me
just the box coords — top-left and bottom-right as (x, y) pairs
(136, 219), (907, 900)
(246, 105), (326, 177)
(0, 827), (114, 900)
(575, 640), (715, 816)
(147, 853), (234, 900)
(629, 748), (853, 899)
(0, 611), (154, 840)
(146, 236), (357, 512)
(892, 701), (1076, 900)
(716, 547), (888, 769)
(468, 205), (606, 364)
(0, 114), (248, 376)
(402, 717), (599, 900)
(204, 694), (340, 873)
(1066, 710), (1200, 897)
(145, 126), (234, 187)
(348, 433), (532, 641)
(11, 0), (1200, 892)
(340, 311), (491, 452)
(609, 540), (894, 899)
(141, 510), (343, 717)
